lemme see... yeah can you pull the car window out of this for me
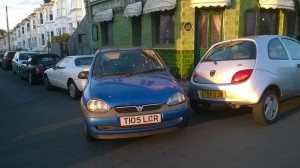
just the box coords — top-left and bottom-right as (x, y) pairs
(268, 38), (288, 60)
(5, 52), (16, 58)
(204, 40), (256, 61)
(74, 57), (94, 66)
(57, 57), (71, 68)
(281, 38), (300, 60)
(36, 56), (61, 65)
(92, 50), (165, 76)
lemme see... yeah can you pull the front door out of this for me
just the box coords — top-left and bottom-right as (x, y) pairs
(195, 11), (223, 66)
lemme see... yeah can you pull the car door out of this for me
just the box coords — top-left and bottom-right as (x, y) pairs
(51, 57), (72, 89)
(281, 38), (300, 95)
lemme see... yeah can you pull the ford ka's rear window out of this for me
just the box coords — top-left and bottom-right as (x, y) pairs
(202, 41), (256, 62)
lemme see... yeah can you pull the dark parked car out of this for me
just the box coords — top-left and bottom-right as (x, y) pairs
(2, 51), (16, 70)
(0, 52), (4, 67)
(12, 51), (39, 76)
(19, 53), (61, 84)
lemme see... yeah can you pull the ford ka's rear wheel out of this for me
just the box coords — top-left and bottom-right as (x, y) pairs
(189, 99), (211, 112)
(253, 90), (279, 125)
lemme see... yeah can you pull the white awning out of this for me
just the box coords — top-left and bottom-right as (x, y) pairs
(94, 9), (113, 22)
(124, 2), (142, 17)
(259, 0), (294, 11)
(143, 0), (177, 14)
(190, 0), (231, 8)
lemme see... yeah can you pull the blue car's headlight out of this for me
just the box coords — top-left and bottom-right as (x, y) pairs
(167, 92), (186, 105)
(87, 99), (110, 112)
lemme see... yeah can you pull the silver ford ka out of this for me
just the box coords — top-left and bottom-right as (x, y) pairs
(188, 35), (300, 125)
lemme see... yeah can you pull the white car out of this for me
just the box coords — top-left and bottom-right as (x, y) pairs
(43, 55), (94, 99)
(188, 35), (300, 125)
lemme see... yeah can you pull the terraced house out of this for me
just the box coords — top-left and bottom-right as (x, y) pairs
(84, 0), (300, 80)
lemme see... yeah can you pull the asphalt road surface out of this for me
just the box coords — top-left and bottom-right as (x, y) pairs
(1, 69), (300, 168)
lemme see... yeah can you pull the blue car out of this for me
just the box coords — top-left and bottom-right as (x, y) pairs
(79, 47), (188, 140)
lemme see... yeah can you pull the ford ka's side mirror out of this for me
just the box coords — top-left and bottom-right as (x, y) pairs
(78, 71), (89, 79)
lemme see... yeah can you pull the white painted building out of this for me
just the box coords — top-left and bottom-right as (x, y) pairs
(0, 0), (86, 52)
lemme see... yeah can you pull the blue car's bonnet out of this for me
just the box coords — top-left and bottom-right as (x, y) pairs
(86, 72), (183, 107)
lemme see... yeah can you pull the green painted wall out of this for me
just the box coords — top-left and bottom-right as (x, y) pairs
(113, 14), (132, 46)
(88, 0), (298, 80)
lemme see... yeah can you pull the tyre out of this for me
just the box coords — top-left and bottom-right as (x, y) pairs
(189, 99), (211, 112)
(18, 70), (23, 80)
(253, 90), (279, 125)
(68, 80), (81, 100)
(44, 75), (53, 91)
(28, 72), (35, 85)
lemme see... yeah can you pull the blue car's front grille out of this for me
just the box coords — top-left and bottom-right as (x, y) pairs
(115, 103), (163, 113)
(96, 117), (182, 130)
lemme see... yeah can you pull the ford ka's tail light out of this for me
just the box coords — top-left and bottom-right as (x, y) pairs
(192, 71), (198, 82)
(231, 69), (253, 83)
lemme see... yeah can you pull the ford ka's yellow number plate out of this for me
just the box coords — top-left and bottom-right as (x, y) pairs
(199, 90), (226, 99)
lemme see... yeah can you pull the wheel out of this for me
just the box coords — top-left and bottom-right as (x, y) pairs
(28, 72), (35, 85)
(253, 90), (279, 125)
(189, 99), (211, 112)
(44, 75), (53, 91)
(18, 70), (23, 80)
(68, 80), (81, 100)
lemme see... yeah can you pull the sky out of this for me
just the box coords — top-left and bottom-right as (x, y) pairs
(0, 0), (43, 31)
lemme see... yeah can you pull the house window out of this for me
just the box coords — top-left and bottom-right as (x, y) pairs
(245, 10), (256, 36)
(41, 34), (45, 45)
(101, 21), (113, 46)
(154, 10), (174, 45)
(27, 23), (30, 32)
(92, 25), (98, 41)
(56, 28), (62, 35)
(132, 17), (141, 46)
(287, 11), (296, 37)
(51, 31), (54, 38)
(197, 12), (222, 49)
(78, 34), (87, 43)
(71, 0), (76, 9)
(259, 9), (278, 35)
(49, 9), (53, 20)
(40, 13), (43, 24)
(33, 20), (36, 29)
(22, 27), (25, 34)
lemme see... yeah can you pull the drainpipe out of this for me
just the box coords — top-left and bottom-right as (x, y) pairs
(87, 0), (94, 54)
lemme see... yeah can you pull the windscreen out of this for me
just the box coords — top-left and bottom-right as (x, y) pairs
(92, 49), (165, 76)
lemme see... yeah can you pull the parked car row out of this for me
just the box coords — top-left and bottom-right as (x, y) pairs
(2, 35), (300, 141)
(44, 55), (95, 99)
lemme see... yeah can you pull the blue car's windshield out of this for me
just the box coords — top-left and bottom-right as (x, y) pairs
(92, 49), (166, 77)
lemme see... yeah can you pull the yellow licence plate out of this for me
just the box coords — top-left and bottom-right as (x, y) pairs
(199, 90), (226, 98)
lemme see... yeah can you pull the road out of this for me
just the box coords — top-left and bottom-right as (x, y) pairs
(1, 69), (300, 168)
